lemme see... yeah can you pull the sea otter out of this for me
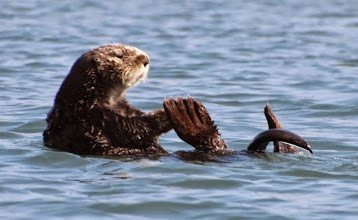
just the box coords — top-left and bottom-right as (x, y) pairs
(43, 44), (172, 156)
(44, 43), (311, 158)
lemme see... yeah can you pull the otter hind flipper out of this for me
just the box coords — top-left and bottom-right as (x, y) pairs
(247, 128), (312, 154)
(261, 104), (312, 154)
(265, 104), (286, 152)
(264, 104), (282, 129)
(164, 97), (227, 152)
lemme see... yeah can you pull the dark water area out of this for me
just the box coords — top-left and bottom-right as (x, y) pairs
(0, 0), (357, 219)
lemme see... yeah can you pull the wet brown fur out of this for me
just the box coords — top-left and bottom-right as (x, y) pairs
(43, 44), (171, 156)
(44, 44), (311, 159)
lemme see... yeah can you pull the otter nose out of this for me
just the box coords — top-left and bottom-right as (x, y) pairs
(137, 54), (150, 67)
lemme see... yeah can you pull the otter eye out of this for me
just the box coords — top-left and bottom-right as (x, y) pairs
(111, 51), (124, 59)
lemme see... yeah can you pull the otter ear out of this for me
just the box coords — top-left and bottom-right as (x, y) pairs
(86, 51), (114, 74)
(90, 52), (104, 67)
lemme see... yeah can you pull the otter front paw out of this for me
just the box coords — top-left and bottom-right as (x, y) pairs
(163, 97), (227, 152)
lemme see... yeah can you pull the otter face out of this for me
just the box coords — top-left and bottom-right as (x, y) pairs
(90, 44), (150, 89)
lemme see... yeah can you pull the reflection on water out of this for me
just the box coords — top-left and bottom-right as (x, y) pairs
(0, 0), (357, 219)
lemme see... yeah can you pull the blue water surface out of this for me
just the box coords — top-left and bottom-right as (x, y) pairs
(0, 0), (357, 219)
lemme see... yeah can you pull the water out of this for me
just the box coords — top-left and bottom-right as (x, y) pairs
(0, 0), (357, 219)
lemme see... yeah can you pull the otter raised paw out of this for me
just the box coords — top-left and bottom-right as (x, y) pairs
(164, 97), (228, 153)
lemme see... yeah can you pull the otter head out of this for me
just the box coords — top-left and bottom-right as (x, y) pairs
(62, 44), (151, 107)
(90, 44), (150, 89)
